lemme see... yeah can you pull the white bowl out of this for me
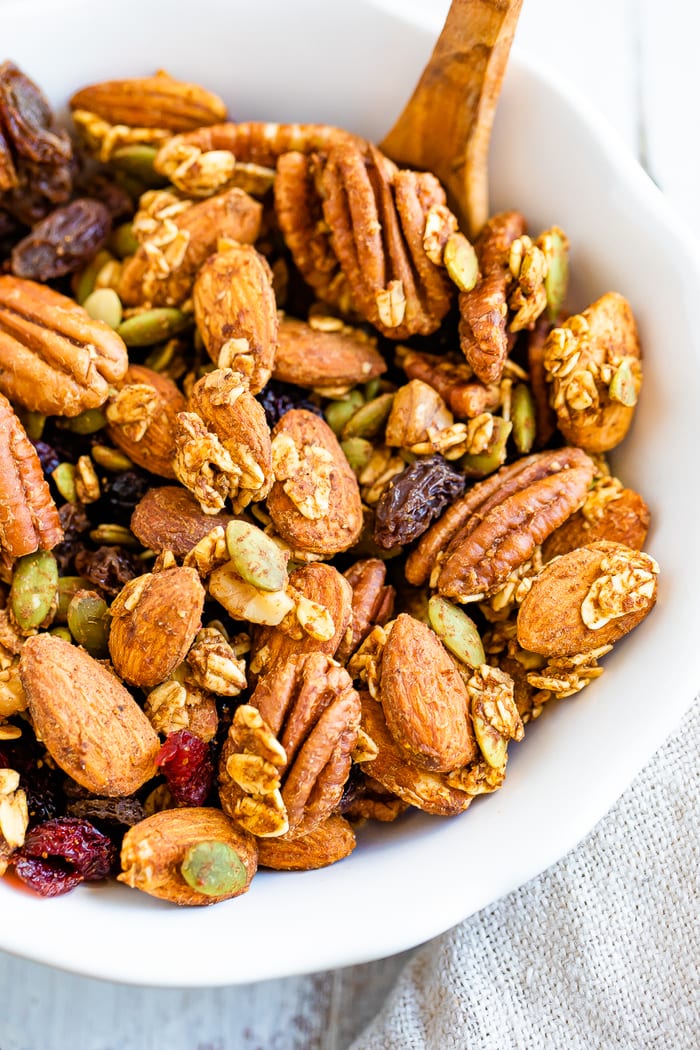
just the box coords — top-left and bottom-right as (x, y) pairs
(3, 0), (700, 987)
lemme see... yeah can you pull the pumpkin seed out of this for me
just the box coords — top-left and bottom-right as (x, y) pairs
(108, 222), (140, 259)
(325, 390), (364, 436)
(91, 445), (134, 472)
(181, 840), (248, 897)
(342, 392), (394, 440)
(544, 227), (569, 319)
(67, 590), (110, 657)
(51, 463), (77, 503)
(443, 232), (479, 291)
(64, 407), (108, 435)
(75, 249), (114, 304)
(89, 523), (140, 548)
(56, 576), (92, 624)
(428, 596), (485, 668)
(16, 409), (45, 441)
(82, 288), (123, 330)
(10, 551), (58, 631)
(609, 358), (639, 406)
(341, 437), (374, 474)
(460, 418), (512, 477)
(511, 383), (536, 454)
(110, 145), (168, 187)
(225, 521), (289, 593)
(116, 308), (191, 347)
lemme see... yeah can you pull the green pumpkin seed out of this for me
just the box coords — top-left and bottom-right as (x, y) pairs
(75, 249), (114, 304)
(82, 288), (123, 330)
(428, 596), (485, 668)
(364, 378), (381, 401)
(325, 390), (365, 436)
(16, 409), (45, 442)
(544, 228), (569, 319)
(10, 551), (59, 631)
(116, 308), (191, 347)
(89, 523), (140, 548)
(49, 627), (73, 643)
(91, 445), (134, 472)
(56, 576), (92, 624)
(460, 418), (512, 477)
(511, 383), (536, 454)
(108, 222), (140, 259)
(608, 358), (639, 407)
(341, 437), (374, 474)
(67, 590), (110, 657)
(225, 521), (289, 593)
(443, 232), (479, 292)
(51, 463), (77, 503)
(64, 407), (108, 435)
(181, 840), (248, 897)
(110, 145), (168, 188)
(342, 392), (394, 440)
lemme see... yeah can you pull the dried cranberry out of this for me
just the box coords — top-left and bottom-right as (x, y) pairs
(12, 817), (116, 897)
(258, 380), (323, 429)
(157, 729), (213, 806)
(74, 545), (140, 597)
(373, 454), (467, 550)
(11, 197), (111, 280)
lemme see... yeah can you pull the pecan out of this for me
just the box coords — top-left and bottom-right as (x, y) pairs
(119, 807), (257, 906)
(268, 409), (362, 556)
(106, 363), (186, 479)
(358, 692), (472, 817)
(256, 814), (356, 870)
(193, 243), (278, 395)
(399, 348), (501, 420)
(335, 559), (395, 665)
(70, 72), (227, 133)
(108, 567), (205, 687)
(175, 368), (272, 513)
(375, 614), (477, 772)
(0, 393), (63, 558)
(219, 652), (361, 839)
(0, 275), (128, 416)
(251, 563), (353, 679)
(431, 447), (596, 600)
(517, 541), (658, 657)
(542, 478), (650, 561)
(543, 292), (642, 452)
(130, 485), (239, 557)
(118, 187), (262, 308)
(272, 315), (386, 392)
(20, 634), (160, 795)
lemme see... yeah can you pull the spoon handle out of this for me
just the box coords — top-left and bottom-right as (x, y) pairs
(380, 0), (523, 239)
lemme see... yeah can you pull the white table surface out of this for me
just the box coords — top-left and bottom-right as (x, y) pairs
(1, 2), (697, 1047)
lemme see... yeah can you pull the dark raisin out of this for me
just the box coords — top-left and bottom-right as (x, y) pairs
(66, 796), (145, 829)
(373, 454), (467, 550)
(72, 170), (134, 222)
(58, 501), (91, 540)
(157, 729), (213, 807)
(12, 817), (116, 897)
(39, 419), (90, 464)
(0, 738), (63, 825)
(11, 197), (111, 280)
(31, 439), (61, 477)
(91, 470), (152, 526)
(258, 380), (323, 429)
(74, 545), (140, 597)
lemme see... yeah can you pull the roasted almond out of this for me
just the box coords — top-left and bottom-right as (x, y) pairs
(109, 567), (205, 687)
(70, 72), (227, 131)
(272, 316), (386, 390)
(20, 634), (159, 796)
(130, 485), (239, 556)
(106, 363), (186, 479)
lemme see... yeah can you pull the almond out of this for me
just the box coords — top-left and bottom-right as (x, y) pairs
(272, 316), (386, 390)
(268, 409), (363, 555)
(70, 72), (227, 131)
(109, 567), (205, 687)
(130, 485), (239, 557)
(106, 363), (186, 479)
(20, 634), (159, 796)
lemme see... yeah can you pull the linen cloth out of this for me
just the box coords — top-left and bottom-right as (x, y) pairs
(350, 697), (700, 1049)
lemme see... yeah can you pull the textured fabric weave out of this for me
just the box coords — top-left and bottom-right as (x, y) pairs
(351, 697), (700, 1050)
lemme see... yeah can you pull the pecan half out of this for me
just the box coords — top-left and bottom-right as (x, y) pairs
(70, 72), (227, 132)
(0, 393), (63, 558)
(256, 814), (356, 870)
(194, 243), (278, 395)
(106, 363), (186, 479)
(517, 541), (658, 656)
(335, 559), (395, 665)
(268, 409), (362, 555)
(219, 652), (361, 839)
(0, 275), (128, 416)
(432, 447), (596, 600)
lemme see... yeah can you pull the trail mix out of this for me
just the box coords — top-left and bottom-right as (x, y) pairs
(0, 64), (658, 904)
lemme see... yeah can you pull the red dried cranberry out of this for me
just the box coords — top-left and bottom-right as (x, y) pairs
(157, 729), (213, 806)
(12, 817), (116, 897)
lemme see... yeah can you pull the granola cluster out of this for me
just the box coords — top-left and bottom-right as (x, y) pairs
(0, 61), (658, 905)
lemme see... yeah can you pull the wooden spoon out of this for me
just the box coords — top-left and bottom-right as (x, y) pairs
(380, 0), (524, 239)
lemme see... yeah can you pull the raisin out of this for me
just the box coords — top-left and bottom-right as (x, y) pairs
(92, 470), (152, 526)
(74, 545), (141, 597)
(11, 198), (111, 280)
(12, 817), (116, 897)
(0, 737), (63, 825)
(373, 454), (467, 550)
(72, 170), (134, 222)
(66, 796), (145, 829)
(258, 380), (323, 429)
(157, 729), (214, 807)
(31, 439), (61, 478)
(58, 501), (91, 540)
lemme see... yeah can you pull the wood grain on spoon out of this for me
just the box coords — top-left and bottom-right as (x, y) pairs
(380, 0), (523, 239)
